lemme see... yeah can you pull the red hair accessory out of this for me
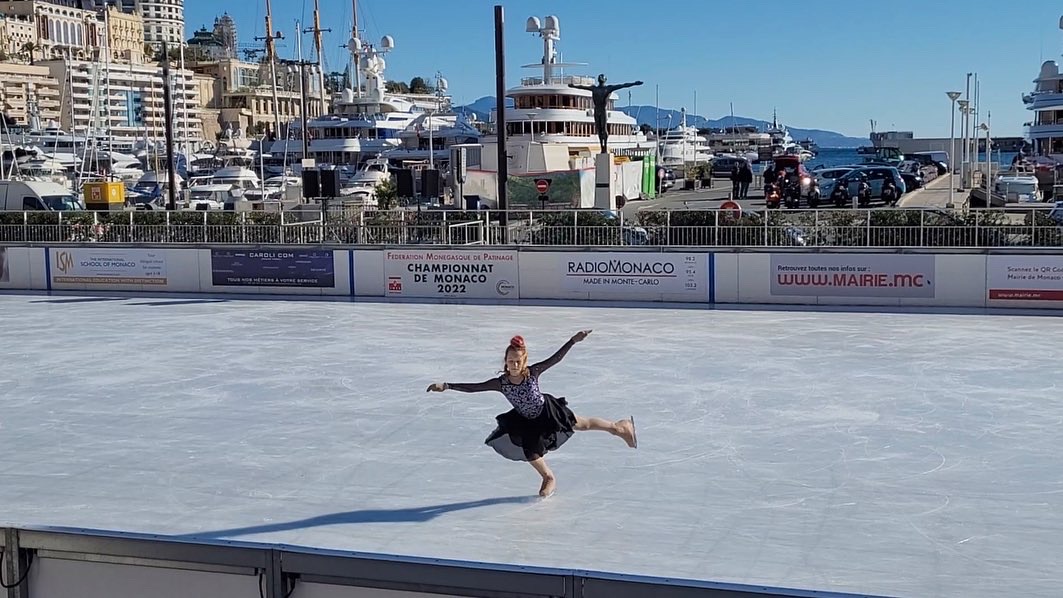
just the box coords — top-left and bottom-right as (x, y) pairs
(509, 335), (525, 349)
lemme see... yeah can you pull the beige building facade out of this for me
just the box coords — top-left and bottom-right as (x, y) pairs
(0, 62), (61, 127)
(104, 6), (144, 64)
(188, 57), (324, 140)
(42, 58), (203, 151)
(0, 0), (104, 61)
(0, 13), (36, 58)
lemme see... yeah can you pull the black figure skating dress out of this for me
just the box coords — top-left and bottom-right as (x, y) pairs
(446, 341), (579, 461)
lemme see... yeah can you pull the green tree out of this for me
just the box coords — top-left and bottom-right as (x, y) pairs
(386, 80), (409, 93)
(374, 177), (398, 210)
(408, 76), (431, 94)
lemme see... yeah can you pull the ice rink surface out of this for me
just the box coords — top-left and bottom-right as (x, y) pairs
(1, 292), (1062, 597)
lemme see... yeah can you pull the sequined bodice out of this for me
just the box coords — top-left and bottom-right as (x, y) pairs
(499, 374), (544, 418)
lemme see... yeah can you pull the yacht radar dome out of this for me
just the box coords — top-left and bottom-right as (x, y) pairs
(381, 35), (395, 50)
(526, 16), (541, 32)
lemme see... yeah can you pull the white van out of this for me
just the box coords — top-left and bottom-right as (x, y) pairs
(0, 180), (82, 211)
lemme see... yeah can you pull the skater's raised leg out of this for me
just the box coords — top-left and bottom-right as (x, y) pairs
(529, 457), (555, 497)
(574, 415), (637, 448)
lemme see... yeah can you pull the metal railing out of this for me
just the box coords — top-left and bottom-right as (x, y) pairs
(0, 207), (1061, 248)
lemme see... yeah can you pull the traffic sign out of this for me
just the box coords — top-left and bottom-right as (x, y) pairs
(535, 178), (550, 194)
(719, 200), (742, 220)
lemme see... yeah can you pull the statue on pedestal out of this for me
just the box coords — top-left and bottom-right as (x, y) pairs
(569, 74), (643, 154)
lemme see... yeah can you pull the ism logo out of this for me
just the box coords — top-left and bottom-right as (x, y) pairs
(55, 251), (74, 273)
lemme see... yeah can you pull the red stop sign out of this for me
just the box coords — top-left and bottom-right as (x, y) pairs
(535, 179), (550, 194)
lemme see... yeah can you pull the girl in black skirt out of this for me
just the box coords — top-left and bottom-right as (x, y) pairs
(427, 330), (637, 497)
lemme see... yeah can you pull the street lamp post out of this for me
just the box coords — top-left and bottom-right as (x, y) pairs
(980, 120), (992, 205)
(429, 71), (448, 170)
(957, 99), (970, 188)
(947, 91), (961, 206)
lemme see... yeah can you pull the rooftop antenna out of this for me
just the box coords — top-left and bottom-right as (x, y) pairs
(523, 16), (585, 82)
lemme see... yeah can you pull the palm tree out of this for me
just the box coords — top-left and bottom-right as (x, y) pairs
(19, 42), (42, 65)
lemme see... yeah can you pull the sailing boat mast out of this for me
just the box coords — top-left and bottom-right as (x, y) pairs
(351, 0), (360, 97)
(306, 0), (330, 113)
(264, 0), (281, 138)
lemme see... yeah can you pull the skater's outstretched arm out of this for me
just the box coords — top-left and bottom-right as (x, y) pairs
(427, 378), (501, 393)
(531, 330), (592, 375)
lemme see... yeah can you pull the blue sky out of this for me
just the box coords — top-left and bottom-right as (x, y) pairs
(185, 0), (1063, 139)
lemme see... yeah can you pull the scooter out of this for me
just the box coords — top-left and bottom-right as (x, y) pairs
(764, 181), (782, 209)
(806, 179), (821, 209)
(783, 177), (802, 209)
(857, 178), (872, 207)
(831, 180), (850, 208)
(881, 179), (899, 207)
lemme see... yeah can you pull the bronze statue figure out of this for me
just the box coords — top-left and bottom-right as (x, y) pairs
(569, 74), (643, 154)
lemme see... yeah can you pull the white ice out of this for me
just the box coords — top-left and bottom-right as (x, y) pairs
(0, 292), (1061, 598)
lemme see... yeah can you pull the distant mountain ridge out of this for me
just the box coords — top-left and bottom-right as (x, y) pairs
(454, 97), (869, 148)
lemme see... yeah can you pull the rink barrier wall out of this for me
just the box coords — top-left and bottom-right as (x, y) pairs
(0, 526), (887, 598)
(1, 244), (1062, 310)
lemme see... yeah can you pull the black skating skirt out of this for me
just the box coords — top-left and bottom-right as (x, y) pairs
(484, 393), (578, 461)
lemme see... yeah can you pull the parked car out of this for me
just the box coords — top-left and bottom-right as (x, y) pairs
(711, 156), (748, 178)
(897, 161), (925, 190)
(811, 167), (857, 193)
(831, 166), (907, 202)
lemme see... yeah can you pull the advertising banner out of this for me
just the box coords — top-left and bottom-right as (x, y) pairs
(986, 255), (1063, 301)
(770, 253), (935, 298)
(51, 248), (167, 286)
(560, 252), (708, 300)
(210, 249), (335, 288)
(384, 249), (518, 299)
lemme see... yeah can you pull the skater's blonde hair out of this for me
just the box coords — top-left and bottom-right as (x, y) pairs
(503, 335), (530, 379)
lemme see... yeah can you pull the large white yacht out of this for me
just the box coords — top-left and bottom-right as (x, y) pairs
(480, 14), (652, 170)
(1023, 20), (1063, 158)
(379, 109), (483, 165)
(657, 108), (713, 167)
(705, 125), (770, 162)
(268, 33), (441, 166)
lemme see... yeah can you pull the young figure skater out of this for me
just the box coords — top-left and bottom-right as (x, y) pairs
(427, 330), (636, 497)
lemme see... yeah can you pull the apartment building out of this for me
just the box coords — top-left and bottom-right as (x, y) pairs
(137, 0), (182, 49)
(42, 57), (203, 151)
(0, 62), (62, 127)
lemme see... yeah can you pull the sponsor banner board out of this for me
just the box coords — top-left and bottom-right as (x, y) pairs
(384, 249), (518, 299)
(986, 255), (1063, 301)
(51, 248), (167, 286)
(770, 254), (935, 298)
(561, 253), (708, 299)
(210, 249), (335, 288)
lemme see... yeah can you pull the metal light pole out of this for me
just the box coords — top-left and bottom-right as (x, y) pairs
(283, 60), (318, 160)
(947, 91), (961, 205)
(957, 99), (969, 188)
(429, 72), (448, 170)
(160, 40), (177, 211)
(494, 5), (508, 226)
